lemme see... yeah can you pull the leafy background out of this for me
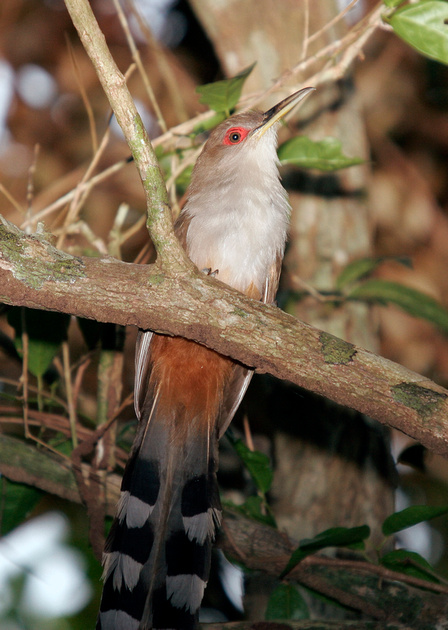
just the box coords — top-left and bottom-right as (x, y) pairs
(1, 0), (448, 627)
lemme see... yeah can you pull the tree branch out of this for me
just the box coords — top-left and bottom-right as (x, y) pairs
(198, 624), (419, 630)
(48, 3), (448, 459)
(63, 0), (189, 271)
(1, 215), (448, 458)
(2, 432), (447, 628)
(220, 509), (448, 626)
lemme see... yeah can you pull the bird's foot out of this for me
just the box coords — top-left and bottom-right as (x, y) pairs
(201, 267), (219, 277)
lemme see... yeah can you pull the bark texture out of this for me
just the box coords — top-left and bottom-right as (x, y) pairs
(1, 217), (448, 457)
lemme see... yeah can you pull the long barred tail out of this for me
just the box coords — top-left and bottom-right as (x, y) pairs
(96, 407), (221, 630)
(96, 332), (241, 629)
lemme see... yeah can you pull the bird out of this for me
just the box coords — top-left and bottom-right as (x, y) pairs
(97, 86), (315, 630)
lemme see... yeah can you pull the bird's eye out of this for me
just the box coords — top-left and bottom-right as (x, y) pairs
(223, 127), (249, 146)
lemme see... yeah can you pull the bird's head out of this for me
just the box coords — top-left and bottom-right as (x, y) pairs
(189, 87), (315, 191)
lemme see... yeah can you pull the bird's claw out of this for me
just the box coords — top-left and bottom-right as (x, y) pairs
(201, 267), (219, 277)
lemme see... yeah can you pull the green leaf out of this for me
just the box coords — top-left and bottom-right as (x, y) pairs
(245, 496), (277, 528)
(196, 63), (256, 114)
(280, 525), (370, 578)
(298, 525), (371, 552)
(48, 434), (73, 456)
(7, 308), (70, 377)
(347, 280), (448, 335)
(0, 478), (42, 535)
(232, 495), (276, 527)
(336, 256), (412, 290)
(380, 549), (440, 583)
(384, 0), (406, 8)
(382, 505), (448, 536)
(233, 438), (273, 493)
(265, 584), (309, 620)
(278, 136), (364, 171)
(175, 164), (194, 195)
(387, 1), (448, 65)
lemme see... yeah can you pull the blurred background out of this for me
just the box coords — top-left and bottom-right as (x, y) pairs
(1, 0), (448, 627)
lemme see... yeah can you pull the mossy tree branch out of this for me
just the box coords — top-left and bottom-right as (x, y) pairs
(1, 216), (448, 458)
(1, 3), (447, 627)
(2, 0), (447, 463)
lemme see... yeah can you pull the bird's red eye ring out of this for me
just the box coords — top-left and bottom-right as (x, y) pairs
(223, 126), (249, 145)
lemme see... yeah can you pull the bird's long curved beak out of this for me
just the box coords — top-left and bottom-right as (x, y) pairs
(252, 87), (315, 139)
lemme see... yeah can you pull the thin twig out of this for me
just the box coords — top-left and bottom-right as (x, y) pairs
(108, 202), (130, 258)
(20, 326), (30, 438)
(25, 145), (40, 234)
(300, 0), (310, 61)
(0, 377), (69, 411)
(66, 32), (98, 153)
(117, 214), (146, 249)
(64, 0), (180, 265)
(21, 1), (384, 241)
(0, 182), (25, 216)
(54, 219), (108, 254)
(1, 409), (90, 442)
(62, 341), (78, 448)
(307, 0), (362, 46)
(56, 125), (113, 248)
(290, 274), (333, 303)
(72, 355), (91, 411)
(305, 555), (448, 597)
(111, 0), (167, 133)
(243, 0), (384, 110)
(125, 0), (190, 122)
(20, 157), (131, 230)
(243, 415), (255, 452)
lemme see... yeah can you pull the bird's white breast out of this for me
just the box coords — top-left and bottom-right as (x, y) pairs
(184, 136), (290, 295)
